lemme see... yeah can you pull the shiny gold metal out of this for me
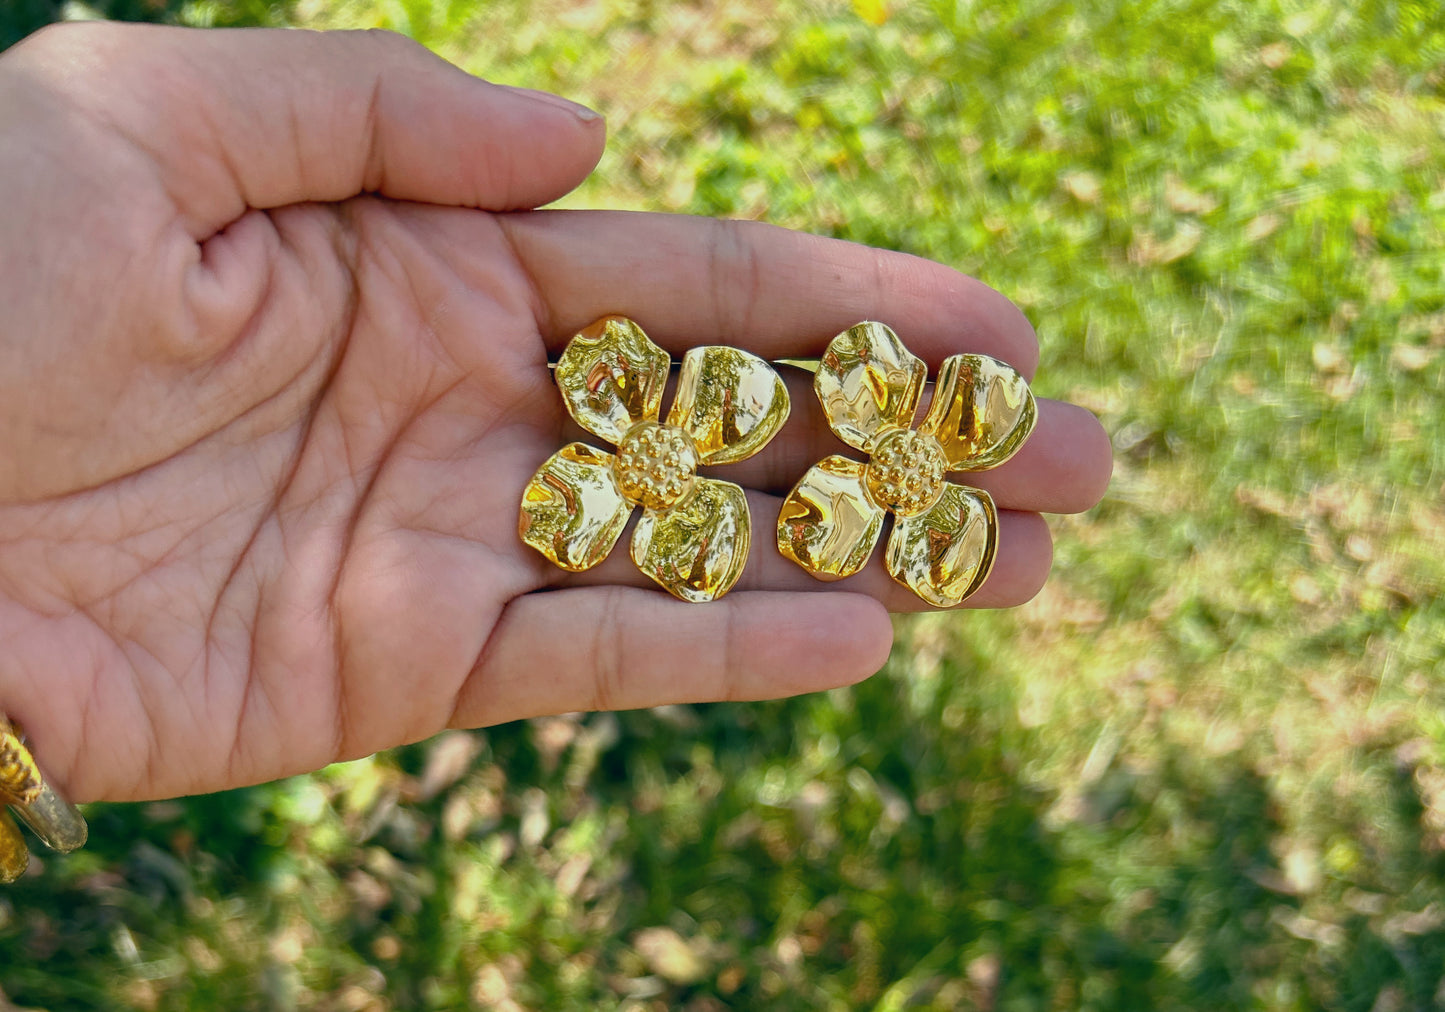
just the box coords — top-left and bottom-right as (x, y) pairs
(778, 322), (1035, 605)
(815, 321), (927, 451)
(918, 354), (1038, 470)
(775, 456), (885, 579)
(0, 715), (88, 882)
(885, 484), (999, 607)
(614, 422), (699, 511)
(667, 347), (791, 465)
(520, 318), (790, 602)
(555, 316), (671, 445)
(864, 428), (948, 518)
(519, 443), (631, 571)
(631, 478), (752, 603)
(0, 811), (28, 883)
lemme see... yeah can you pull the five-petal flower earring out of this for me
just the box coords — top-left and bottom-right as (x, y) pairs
(776, 322), (1037, 606)
(519, 317), (790, 602)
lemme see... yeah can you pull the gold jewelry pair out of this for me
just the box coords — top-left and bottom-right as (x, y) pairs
(520, 318), (1037, 605)
(0, 318), (1030, 883)
(1, 714), (88, 883)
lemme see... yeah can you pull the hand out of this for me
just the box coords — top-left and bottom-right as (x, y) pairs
(0, 24), (1110, 802)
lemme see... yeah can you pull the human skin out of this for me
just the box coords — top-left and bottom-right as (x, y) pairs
(0, 24), (1111, 803)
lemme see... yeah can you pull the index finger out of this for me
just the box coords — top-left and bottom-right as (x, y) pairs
(496, 210), (1041, 378)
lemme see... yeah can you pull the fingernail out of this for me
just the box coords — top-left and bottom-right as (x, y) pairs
(509, 86), (603, 122)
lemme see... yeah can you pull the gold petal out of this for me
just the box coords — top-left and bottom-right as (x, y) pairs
(814, 321), (926, 452)
(0, 810), (27, 883)
(554, 317), (671, 444)
(884, 483), (998, 606)
(519, 444), (632, 571)
(630, 478), (751, 602)
(776, 456), (886, 580)
(917, 354), (1037, 471)
(666, 347), (790, 465)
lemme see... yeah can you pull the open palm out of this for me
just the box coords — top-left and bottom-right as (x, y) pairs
(0, 24), (1109, 802)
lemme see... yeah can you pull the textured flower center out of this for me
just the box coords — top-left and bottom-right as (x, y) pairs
(614, 421), (699, 510)
(865, 428), (948, 517)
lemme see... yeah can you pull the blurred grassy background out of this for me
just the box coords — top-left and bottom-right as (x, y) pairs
(2, 0), (1444, 1009)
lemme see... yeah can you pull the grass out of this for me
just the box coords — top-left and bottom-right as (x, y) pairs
(2, 0), (1444, 1008)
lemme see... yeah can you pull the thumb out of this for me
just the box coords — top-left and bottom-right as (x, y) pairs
(11, 23), (605, 236)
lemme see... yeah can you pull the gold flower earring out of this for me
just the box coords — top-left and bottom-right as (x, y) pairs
(777, 322), (1037, 606)
(520, 317), (790, 602)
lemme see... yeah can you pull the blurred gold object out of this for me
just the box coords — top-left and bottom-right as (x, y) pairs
(0, 811), (28, 883)
(777, 321), (1036, 606)
(0, 715), (87, 883)
(521, 317), (789, 602)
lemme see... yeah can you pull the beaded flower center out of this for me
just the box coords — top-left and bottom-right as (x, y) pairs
(865, 428), (948, 517)
(614, 421), (699, 510)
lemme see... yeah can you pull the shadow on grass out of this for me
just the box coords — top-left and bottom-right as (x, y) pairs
(3, 655), (1444, 1008)
(587, 674), (1277, 1008)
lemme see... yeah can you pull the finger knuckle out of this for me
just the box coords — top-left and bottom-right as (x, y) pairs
(707, 218), (763, 344)
(589, 589), (628, 712)
(354, 27), (430, 61)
